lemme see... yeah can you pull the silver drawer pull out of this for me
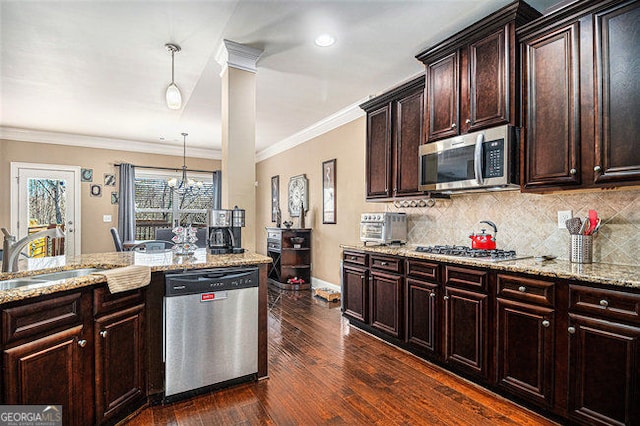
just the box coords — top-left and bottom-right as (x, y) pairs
(100, 330), (108, 338)
(78, 339), (87, 348)
(599, 299), (609, 307)
(380, 261), (388, 266)
(518, 286), (526, 292)
(350, 256), (357, 260)
(542, 320), (550, 328)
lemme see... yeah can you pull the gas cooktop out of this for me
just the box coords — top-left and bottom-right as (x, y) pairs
(415, 245), (531, 262)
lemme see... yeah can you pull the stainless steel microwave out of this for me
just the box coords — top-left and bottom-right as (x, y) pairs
(418, 125), (519, 193)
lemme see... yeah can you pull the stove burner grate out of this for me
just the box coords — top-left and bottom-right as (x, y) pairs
(415, 245), (525, 261)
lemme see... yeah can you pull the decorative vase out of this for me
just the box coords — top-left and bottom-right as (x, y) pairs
(298, 200), (306, 229)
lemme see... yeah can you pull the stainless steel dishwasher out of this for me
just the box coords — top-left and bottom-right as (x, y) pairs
(163, 266), (259, 399)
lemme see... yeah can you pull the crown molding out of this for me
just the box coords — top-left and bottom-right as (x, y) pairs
(256, 99), (367, 162)
(0, 127), (221, 160)
(216, 39), (264, 75)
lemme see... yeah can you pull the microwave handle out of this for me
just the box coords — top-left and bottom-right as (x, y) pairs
(474, 133), (484, 186)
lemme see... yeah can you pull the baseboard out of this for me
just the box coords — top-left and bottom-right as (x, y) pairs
(311, 277), (340, 292)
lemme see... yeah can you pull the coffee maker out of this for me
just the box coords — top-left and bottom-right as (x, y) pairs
(207, 206), (245, 254)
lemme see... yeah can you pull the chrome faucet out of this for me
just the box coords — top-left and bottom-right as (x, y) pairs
(1, 227), (65, 272)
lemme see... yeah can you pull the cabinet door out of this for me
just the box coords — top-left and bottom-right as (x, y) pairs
(496, 299), (554, 408)
(568, 314), (640, 426)
(393, 89), (424, 196)
(593, 1), (640, 185)
(370, 271), (403, 338)
(342, 265), (368, 323)
(426, 52), (459, 141)
(406, 279), (439, 356)
(94, 304), (145, 424)
(3, 325), (87, 426)
(468, 26), (509, 132)
(444, 286), (489, 380)
(522, 23), (581, 190)
(366, 104), (392, 198)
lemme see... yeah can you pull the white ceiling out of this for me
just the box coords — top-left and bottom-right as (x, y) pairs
(0, 0), (560, 160)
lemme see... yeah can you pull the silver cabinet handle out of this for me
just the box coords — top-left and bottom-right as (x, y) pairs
(568, 326), (576, 334)
(443, 295), (450, 300)
(465, 119), (472, 124)
(600, 299), (609, 307)
(78, 339), (87, 347)
(518, 286), (526, 292)
(100, 330), (108, 338)
(429, 292), (436, 298)
(380, 262), (388, 266)
(350, 256), (357, 260)
(594, 165), (602, 172)
(570, 168), (577, 175)
(451, 123), (456, 129)
(542, 320), (550, 328)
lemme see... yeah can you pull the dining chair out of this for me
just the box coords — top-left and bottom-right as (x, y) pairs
(110, 227), (124, 252)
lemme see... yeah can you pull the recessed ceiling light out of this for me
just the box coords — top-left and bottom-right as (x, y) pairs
(315, 34), (335, 47)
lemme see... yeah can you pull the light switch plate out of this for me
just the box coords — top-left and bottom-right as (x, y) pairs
(558, 210), (572, 229)
(103, 215), (112, 223)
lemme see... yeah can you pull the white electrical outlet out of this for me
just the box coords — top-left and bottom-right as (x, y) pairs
(103, 215), (112, 223)
(557, 210), (572, 229)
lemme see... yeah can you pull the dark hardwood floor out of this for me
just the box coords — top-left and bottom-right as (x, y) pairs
(125, 287), (557, 425)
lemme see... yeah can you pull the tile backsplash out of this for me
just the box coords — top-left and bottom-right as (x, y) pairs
(388, 189), (640, 266)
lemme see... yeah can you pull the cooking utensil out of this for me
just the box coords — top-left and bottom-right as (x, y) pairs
(469, 220), (497, 250)
(565, 217), (582, 235)
(579, 217), (590, 235)
(588, 209), (598, 235)
(591, 218), (602, 235)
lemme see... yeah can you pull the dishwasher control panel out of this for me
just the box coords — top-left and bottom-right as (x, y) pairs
(165, 267), (259, 297)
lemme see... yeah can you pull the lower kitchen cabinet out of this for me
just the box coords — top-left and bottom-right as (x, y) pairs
(342, 263), (369, 323)
(370, 270), (403, 338)
(94, 302), (145, 424)
(496, 298), (555, 408)
(1, 291), (94, 426)
(444, 286), (489, 380)
(406, 278), (439, 357)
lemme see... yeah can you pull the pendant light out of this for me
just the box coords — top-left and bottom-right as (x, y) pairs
(167, 133), (203, 195)
(165, 43), (182, 110)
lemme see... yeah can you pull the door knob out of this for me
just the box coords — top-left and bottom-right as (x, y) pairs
(100, 330), (108, 338)
(570, 168), (577, 175)
(568, 326), (576, 334)
(518, 286), (526, 292)
(594, 165), (602, 172)
(542, 320), (550, 328)
(429, 292), (436, 298)
(451, 123), (456, 129)
(443, 295), (449, 300)
(77, 339), (87, 347)
(465, 119), (472, 124)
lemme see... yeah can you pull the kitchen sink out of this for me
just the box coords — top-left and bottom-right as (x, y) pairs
(0, 268), (106, 291)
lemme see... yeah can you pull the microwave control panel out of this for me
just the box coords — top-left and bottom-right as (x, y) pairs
(483, 139), (504, 178)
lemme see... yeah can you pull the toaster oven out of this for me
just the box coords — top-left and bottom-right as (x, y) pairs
(360, 212), (407, 245)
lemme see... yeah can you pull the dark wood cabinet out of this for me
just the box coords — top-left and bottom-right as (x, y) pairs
(496, 274), (556, 409)
(1, 291), (93, 426)
(370, 270), (403, 338)
(418, 1), (540, 142)
(266, 228), (312, 290)
(519, 0), (640, 191)
(406, 278), (439, 356)
(361, 76), (424, 200)
(342, 262), (369, 323)
(567, 284), (640, 425)
(94, 300), (145, 424)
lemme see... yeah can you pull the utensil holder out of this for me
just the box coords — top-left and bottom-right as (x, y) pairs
(570, 235), (593, 264)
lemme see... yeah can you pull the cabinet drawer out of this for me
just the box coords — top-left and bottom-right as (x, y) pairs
(267, 230), (281, 240)
(267, 241), (281, 251)
(93, 285), (145, 317)
(370, 255), (403, 274)
(343, 251), (367, 266)
(444, 265), (488, 292)
(406, 259), (439, 282)
(569, 284), (640, 324)
(2, 292), (84, 345)
(497, 274), (555, 307)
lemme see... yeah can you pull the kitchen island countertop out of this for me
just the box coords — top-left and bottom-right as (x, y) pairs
(341, 243), (640, 289)
(0, 249), (272, 304)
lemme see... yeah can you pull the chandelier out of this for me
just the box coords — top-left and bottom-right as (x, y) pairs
(165, 43), (182, 110)
(167, 132), (203, 195)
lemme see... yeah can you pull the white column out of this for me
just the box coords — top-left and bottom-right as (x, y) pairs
(216, 40), (262, 252)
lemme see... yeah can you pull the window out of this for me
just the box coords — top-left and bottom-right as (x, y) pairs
(134, 169), (216, 239)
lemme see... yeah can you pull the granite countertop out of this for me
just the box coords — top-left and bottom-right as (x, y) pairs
(0, 249), (272, 304)
(341, 244), (640, 290)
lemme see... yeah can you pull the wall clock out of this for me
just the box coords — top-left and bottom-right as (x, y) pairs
(288, 174), (309, 217)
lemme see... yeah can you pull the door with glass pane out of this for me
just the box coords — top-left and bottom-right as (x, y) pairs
(10, 163), (81, 257)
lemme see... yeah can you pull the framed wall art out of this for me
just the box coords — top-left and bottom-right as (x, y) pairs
(288, 174), (308, 217)
(271, 175), (280, 222)
(322, 159), (336, 224)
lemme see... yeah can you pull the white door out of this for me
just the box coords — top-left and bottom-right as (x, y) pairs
(10, 163), (81, 257)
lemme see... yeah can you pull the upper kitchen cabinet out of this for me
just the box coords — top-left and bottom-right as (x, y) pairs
(519, 0), (640, 192)
(361, 76), (425, 200)
(416, 1), (541, 142)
